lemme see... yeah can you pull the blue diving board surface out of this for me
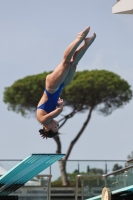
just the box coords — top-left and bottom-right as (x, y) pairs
(111, 185), (133, 195)
(86, 195), (101, 200)
(0, 153), (65, 196)
(86, 185), (133, 200)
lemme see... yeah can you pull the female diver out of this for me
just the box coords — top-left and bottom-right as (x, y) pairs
(36, 27), (96, 139)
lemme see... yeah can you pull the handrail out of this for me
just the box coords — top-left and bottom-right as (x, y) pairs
(126, 158), (133, 163)
(75, 164), (133, 200)
(103, 164), (133, 178)
(0, 159), (126, 161)
(36, 174), (52, 200)
(0, 159), (22, 161)
(75, 174), (104, 200)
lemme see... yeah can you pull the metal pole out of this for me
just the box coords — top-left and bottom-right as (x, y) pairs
(105, 162), (107, 174)
(75, 176), (78, 200)
(78, 163), (80, 173)
(48, 176), (51, 200)
(49, 165), (51, 175)
(81, 180), (84, 200)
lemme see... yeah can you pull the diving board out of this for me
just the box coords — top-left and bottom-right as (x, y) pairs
(0, 153), (65, 196)
(86, 195), (101, 200)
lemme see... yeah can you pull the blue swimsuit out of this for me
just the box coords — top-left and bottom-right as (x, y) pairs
(37, 83), (64, 113)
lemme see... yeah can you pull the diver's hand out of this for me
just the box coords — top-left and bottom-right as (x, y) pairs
(57, 98), (64, 110)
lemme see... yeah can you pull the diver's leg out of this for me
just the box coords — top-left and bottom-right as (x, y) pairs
(72, 33), (96, 66)
(63, 33), (96, 87)
(46, 27), (90, 91)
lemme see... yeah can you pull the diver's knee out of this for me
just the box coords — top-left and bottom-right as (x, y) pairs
(70, 61), (78, 69)
(62, 58), (71, 67)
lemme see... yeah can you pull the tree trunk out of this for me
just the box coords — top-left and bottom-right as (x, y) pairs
(53, 107), (93, 186)
(64, 106), (93, 161)
(58, 160), (69, 186)
(53, 135), (61, 154)
(53, 135), (69, 186)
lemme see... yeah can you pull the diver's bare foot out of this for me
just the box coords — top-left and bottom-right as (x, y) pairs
(84, 33), (96, 46)
(78, 27), (90, 39)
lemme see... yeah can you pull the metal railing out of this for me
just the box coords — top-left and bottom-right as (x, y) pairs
(75, 160), (133, 200)
(75, 174), (104, 200)
(36, 174), (52, 200)
(0, 159), (126, 182)
(0, 158), (127, 199)
(103, 165), (133, 178)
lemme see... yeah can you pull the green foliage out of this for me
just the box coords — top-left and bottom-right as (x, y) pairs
(127, 151), (133, 160)
(62, 70), (132, 115)
(3, 72), (49, 116)
(87, 167), (104, 175)
(51, 169), (104, 187)
(3, 70), (132, 116)
(112, 164), (123, 171)
(53, 168), (104, 182)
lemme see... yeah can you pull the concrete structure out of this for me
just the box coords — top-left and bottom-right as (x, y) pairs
(112, 0), (133, 14)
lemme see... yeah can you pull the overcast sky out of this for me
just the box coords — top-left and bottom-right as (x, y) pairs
(0, 0), (133, 163)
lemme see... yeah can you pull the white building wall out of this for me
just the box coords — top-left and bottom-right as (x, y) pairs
(112, 0), (133, 14)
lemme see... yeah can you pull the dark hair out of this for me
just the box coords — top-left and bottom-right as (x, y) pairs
(39, 128), (58, 138)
